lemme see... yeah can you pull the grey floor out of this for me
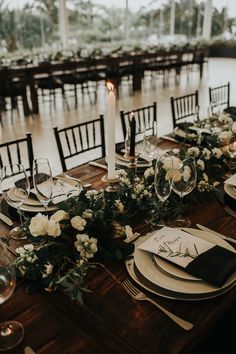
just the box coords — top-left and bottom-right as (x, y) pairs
(1, 57), (236, 174)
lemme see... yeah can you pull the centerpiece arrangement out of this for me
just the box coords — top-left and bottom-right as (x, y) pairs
(13, 142), (229, 302)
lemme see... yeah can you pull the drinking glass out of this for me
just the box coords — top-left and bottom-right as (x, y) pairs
(0, 242), (24, 350)
(152, 154), (173, 227)
(1, 164), (30, 240)
(226, 137), (236, 172)
(32, 158), (53, 214)
(171, 156), (197, 227)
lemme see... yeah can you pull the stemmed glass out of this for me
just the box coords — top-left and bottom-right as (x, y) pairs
(171, 156), (197, 227)
(152, 154), (173, 227)
(226, 137), (236, 172)
(0, 164), (30, 240)
(32, 158), (53, 215)
(0, 242), (24, 350)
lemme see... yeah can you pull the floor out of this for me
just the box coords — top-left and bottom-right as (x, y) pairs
(1, 57), (236, 175)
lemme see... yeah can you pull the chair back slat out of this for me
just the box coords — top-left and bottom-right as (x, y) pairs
(53, 116), (106, 172)
(0, 133), (34, 176)
(209, 82), (230, 113)
(170, 91), (198, 128)
(119, 102), (157, 141)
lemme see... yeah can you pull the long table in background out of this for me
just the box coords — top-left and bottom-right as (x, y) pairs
(0, 46), (207, 115)
(1, 138), (235, 354)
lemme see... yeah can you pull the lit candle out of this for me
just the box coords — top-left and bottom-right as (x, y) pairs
(106, 81), (116, 180)
(130, 113), (136, 157)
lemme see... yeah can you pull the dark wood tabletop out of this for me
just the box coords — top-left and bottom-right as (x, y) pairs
(1, 138), (236, 354)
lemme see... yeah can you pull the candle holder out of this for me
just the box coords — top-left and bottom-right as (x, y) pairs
(123, 152), (140, 185)
(102, 175), (120, 194)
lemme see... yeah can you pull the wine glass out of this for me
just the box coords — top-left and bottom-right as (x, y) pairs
(0, 242), (24, 350)
(152, 154), (173, 227)
(32, 158), (53, 214)
(226, 137), (236, 172)
(0, 164), (30, 240)
(171, 156), (197, 227)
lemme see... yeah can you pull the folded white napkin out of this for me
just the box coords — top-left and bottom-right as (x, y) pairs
(224, 174), (236, 187)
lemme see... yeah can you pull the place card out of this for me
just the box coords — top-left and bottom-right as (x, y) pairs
(138, 226), (236, 287)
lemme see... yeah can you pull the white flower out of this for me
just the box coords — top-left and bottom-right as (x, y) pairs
(85, 189), (100, 199)
(187, 147), (200, 157)
(144, 167), (154, 178)
(45, 220), (61, 237)
(42, 262), (54, 278)
(197, 180), (213, 192)
(115, 200), (124, 213)
(202, 148), (211, 160)
(232, 122), (236, 134)
(171, 170), (181, 182)
(135, 183), (144, 193)
(172, 148), (180, 155)
(23, 244), (34, 252)
(143, 189), (152, 198)
(29, 213), (48, 237)
(71, 216), (87, 231)
(50, 210), (69, 223)
(74, 234), (98, 259)
(202, 173), (209, 182)
(218, 131), (232, 145)
(212, 148), (223, 159)
(183, 166), (191, 181)
(82, 209), (93, 219)
(197, 159), (205, 170)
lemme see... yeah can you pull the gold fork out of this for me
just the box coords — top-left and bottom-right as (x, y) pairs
(122, 279), (194, 331)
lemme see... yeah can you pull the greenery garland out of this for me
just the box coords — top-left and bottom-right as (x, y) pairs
(12, 139), (230, 302)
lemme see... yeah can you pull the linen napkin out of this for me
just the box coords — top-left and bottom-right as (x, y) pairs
(138, 227), (236, 287)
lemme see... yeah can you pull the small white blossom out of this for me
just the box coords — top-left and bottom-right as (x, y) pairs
(212, 148), (223, 159)
(202, 173), (209, 182)
(172, 148), (180, 155)
(187, 147), (200, 157)
(218, 131), (232, 145)
(82, 209), (93, 219)
(74, 234), (98, 259)
(42, 262), (54, 278)
(232, 122), (236, 134)
(202, 148), (211, 160)
(182, 166), (191, 181)
(144, 167), (154, 178)
(197, 159), (205, 170)
(71, 215), (87, 231)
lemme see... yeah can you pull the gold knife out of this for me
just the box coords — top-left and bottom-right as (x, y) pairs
(196, 224), (236, 245)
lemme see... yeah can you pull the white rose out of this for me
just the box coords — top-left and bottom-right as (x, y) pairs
(45, 220), (61, 237)
(29, 213), (48, 237)
(182, 166), (191, 181)
(71, 216), (87, 231)
(218, 131), (232, 145)
(172, 148), (180, 155)
(202, 148), (211, 160)
(50, 210), (69, 223)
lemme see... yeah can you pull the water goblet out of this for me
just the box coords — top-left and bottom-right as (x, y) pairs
(32, 158), (53, 215)
(0, 242), (24, 350)
(152, 153), (173, 227)
(1, 164), (30, 240)
(171, 156), (197, 227)
(226, 138), (236, 172)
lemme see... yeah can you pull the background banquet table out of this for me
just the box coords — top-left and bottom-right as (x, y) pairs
(1, 138), (236, 354)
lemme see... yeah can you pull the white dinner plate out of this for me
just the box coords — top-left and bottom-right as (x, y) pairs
(152, 254), (201, 281)
(133, 229), (236, 296)
(224, 183), (236, 200)
(126, 259), (236, 301)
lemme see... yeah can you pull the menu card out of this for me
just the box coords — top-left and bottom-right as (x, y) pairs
(138, 227), (236, 287)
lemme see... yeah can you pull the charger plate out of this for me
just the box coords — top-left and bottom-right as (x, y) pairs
(132, 229), (236, 298)
(125, 259), (236, 301)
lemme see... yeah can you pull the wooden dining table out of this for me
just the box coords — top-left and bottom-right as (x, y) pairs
(1, 138), (236, 354)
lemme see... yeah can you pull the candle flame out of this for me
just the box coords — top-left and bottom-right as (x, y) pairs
(106, 81), (114, 92)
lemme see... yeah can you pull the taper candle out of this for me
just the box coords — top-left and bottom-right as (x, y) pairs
(130, 113), (136, 157)
(106, 82), (116, 180)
